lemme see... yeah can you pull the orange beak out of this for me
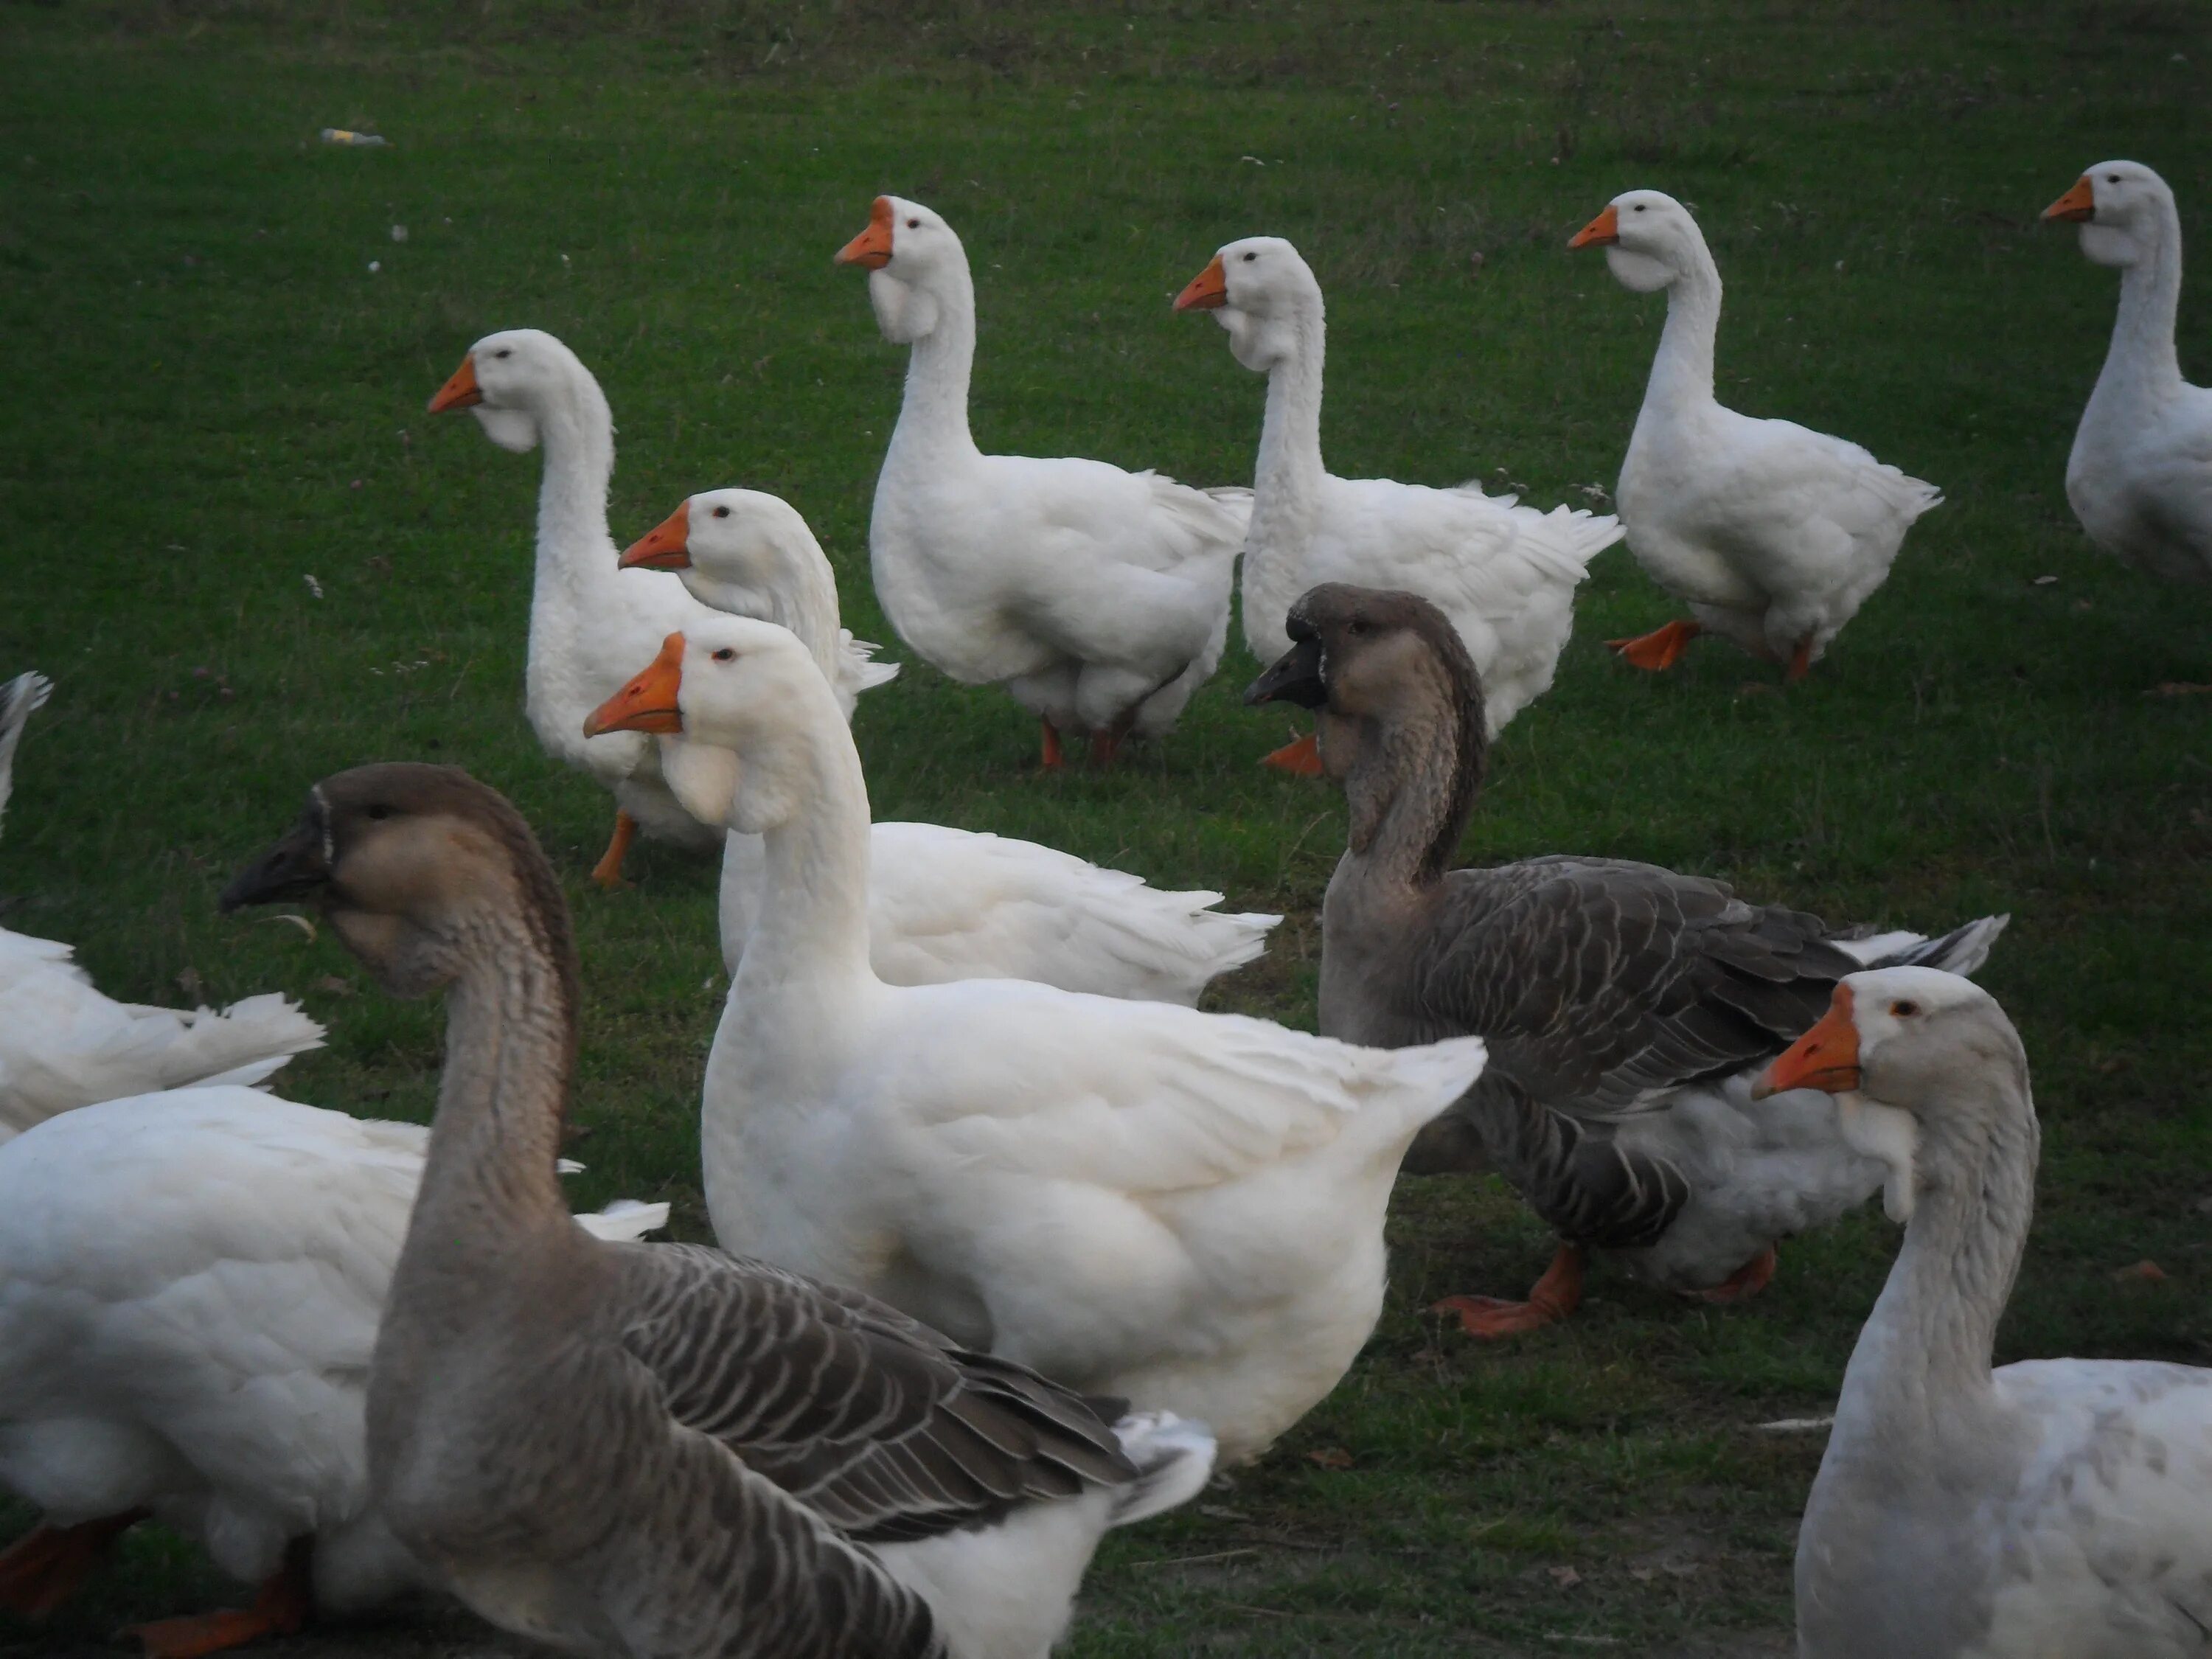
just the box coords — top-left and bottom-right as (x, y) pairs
(584, 633), (686, 737)
(836, 197), (895, 269)
(427, 353), (482, 414)
(620, 501), (692, 571)
(1753, 986), (1863, 1099)
(2042, 176), (2096, 223)
(1568, 204), (1620, 249)
(1174, 254), (1228, 313)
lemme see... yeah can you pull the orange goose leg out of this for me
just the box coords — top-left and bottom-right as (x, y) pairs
(124, 1536), (313, 1659)
(1260, 729), (1324, 776)
(1784, 636), (1815, 684)
(1039, 717), (1066, 772)
(1607, 619), (1703, 672)
(0, 1509), (148, 1618)
(1089, 712), (1137, 769)
(588, 810), (639, 890)
(1432, 1245), (1586, 1339)
(1697, 1245), (1778, 1304)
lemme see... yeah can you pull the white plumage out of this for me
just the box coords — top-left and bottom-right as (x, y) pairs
(596, 616), (1486, 1464)
(840, 196), (1243, 766)
(1767, 969), (2212, 1658)
(2045, 160), (2212, 585)
(622, 488), (1277, 1000)
(1573, 190), (1940, 676)
(1177, 237), (1620, 740)
(427, 329), (726, 884)
(0, 1087), (664, 1620)
(0, 672), (323, 1141)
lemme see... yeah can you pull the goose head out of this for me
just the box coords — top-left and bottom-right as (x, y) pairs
(1570, 189), (1703, 294)
(837, 195), (963, 345)
(620, 488), (827, 627)
(585, 619), (840, 835)
(427, 327), (594, 453)
(1246, 583), (1486, 874)
(220, 763), (571, 1001)
(2043, 160), (2175, 270)
(1175, 236), (1321, 374)
(1755, 967), (2031, 1225)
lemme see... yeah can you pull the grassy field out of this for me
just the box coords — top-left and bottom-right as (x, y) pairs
(2, 1), (2210, 1652)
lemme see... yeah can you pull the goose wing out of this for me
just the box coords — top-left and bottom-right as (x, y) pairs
(1419, 857), (1855, 1245)
(615, 1243), (1133, 1545)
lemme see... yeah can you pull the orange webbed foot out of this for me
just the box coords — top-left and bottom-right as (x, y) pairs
(1430, 1245), (1585, 1340)
(0, 1510), (145, 1618)
(1606, 619), (1703, 672)
(123, 1540), (311, 1659)
(1697, 1245), (1777, 1304)
(589, 810), (639, 890)
(1260, 730), (1324, 776)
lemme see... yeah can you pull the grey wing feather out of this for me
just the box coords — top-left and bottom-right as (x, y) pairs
(1415, 858), (1863, 1248)
(615, 1245), (1134, 1545)
(595, 1424), (947, 1659)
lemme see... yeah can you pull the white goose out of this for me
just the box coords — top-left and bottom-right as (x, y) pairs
(618, 490), (1278, 998)
(1569, 191), (1941, 678)
(591, 617), (1489, 1464)
(1759, 967), (2212, 1658)
(426, 329), (724, 885)
(1175, 237), (1621, 773)
(0, 672), (323, 1141)
(2043, 161), (2212, 585)
(0, 1084), (665, 1656)
(838, 196), (1245, 768)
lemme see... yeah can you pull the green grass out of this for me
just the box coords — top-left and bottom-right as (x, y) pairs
(3, 1), (2211, 1653)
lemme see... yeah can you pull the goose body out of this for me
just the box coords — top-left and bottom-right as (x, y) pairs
(1175, 237), (1620, 745)
(0, 672), (323, 1141)
(840, 197), (1243, 767)
(594, 619), (1488, 1462)
(222, 764), (1213, 1659)
(621, 490), (1276, 997)
(2045, 161), (2212, 585)
(1571, 192), (1941, 676)
(0, 1085), (665, 1645)
(427, 330), (725, 884)
(1761, 968), (2212, 1658)
(1248, 585), (2006, 1335)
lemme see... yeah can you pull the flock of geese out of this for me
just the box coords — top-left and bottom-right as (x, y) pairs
(0, 159), (2208, 1659)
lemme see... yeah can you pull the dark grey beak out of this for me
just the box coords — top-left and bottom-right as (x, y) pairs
(220, 810), (331, 913)
(1244, 633), (1326, 709)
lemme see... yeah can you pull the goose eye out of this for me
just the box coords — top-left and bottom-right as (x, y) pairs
(366, 804), (392, 821)
(712, 506), (731, 518)
(494, 348), (512, 359)
(1347, 619), (1369, 636)
(906, 218), (920, 229)
(1633, 203), (1646, 212)
(2107, 174), (2120, 184)
(1890, 999), (1920, 1018)
(1242, 251), (1256, 261)
(712, 647), (736, 662)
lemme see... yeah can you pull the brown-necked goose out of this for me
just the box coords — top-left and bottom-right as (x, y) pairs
(222, 764), (1214, 1659)
(1761, 968), (2212, 1658)
(1246, 584), (2008, 1337)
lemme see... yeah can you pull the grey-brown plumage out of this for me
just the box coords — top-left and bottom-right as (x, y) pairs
(222, 763), (1211, 1659)
(1247, 586), (2006, 1304)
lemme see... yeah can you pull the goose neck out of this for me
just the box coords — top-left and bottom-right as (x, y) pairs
(406, 902), (582, 1253)
(729, 714), (878, 997)
(890, 265), (981, 460)
(1332, 672), (1484, 895)
(2101, 215), (2185, 399)
(1828, 1091), (2037, 1458)
(530, 385), (616, 568)
(1244, 317), (1329, 646)
(1646, 255), (1723, 411)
